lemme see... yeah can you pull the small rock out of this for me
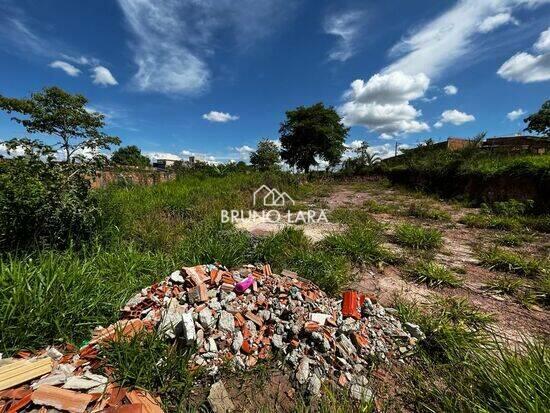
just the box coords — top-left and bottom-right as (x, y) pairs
(404, 322), (425, 340)
(47, 347), (63, 360)
(208, 381), (235, 413)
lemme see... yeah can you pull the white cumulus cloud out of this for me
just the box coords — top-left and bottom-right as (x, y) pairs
(339, 71), (430, 136)
(49, 60), (81, 76)
(497, 26), (550, 83)
(202, 111), (239, 123)
(507, 108), (526, 120)
(478, 12), (519, 33)
(534, 27), (550, 52)
(324, 10), (365, 62)
(144, 152), (181, 162)
(384, 0), (549, 78)
(434, 109), (475, 128)
(91, 66), (118, 86)
(443, 85), (458, 95)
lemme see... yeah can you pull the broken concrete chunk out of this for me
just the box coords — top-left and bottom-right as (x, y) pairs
(232, 331), (244, 353)
(170, 270), (184, 284)
(217, 311), (235, 334)
(272, 334), (284, 349)
(404, 322), (425, 339)
(295, 357), (310, 385)
(181, 312), (196, 345)
(208, 381), (235, 413)
(198, 308), (215, 330)
(308, 374), (322, 396)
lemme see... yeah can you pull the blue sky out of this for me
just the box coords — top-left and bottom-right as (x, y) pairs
(1, 0), (549, 163)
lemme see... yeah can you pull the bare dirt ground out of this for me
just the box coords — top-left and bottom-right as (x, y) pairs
(237, 180), (549, 344)
(327, 182), (549, 344)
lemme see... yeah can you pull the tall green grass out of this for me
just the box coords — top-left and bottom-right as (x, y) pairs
(322, 223), (393, 265)
(100, 330), (195, 411)
(394, 223), (443, 250)
(0, 245), (172, 354)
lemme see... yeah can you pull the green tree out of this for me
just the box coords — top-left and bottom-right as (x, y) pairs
(111, 145), (151, 167)
(279, 103), (348, 172)
(524, 100), (550, 137)
(250, 139), (280, 171)
(0, 86), (120, 162)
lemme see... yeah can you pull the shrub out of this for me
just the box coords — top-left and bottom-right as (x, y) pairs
(480, 199), (534, 216)
(411, 260), (462, 287)
(0, 146), (100, 250)
(394, 223), (443, 250)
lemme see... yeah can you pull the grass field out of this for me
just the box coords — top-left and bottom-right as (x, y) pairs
(1, 171), (549, 412)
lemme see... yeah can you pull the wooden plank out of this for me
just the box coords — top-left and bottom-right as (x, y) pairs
(0, 358), (52, 391)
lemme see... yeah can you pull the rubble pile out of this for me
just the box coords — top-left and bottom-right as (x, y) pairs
(0, 263), (424, 412)
(124, 263), (423, 398)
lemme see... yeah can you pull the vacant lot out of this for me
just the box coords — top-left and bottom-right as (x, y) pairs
(1, 173), (548, 411)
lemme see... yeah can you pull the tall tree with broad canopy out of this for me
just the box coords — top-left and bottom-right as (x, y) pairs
(250, 139), (280, 171)
(279, 102), (348, 172)
(524, 100), (550, 137)
(0, 86), (120, 162)
(111, 145), (151, 167)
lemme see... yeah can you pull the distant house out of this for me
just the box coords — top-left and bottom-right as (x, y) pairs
(482, 135), (549, 154)
(153, 156), (196, 170)
(152, 158), (178, 169)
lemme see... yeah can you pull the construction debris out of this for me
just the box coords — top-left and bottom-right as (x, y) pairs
(0, 262), (423, 411)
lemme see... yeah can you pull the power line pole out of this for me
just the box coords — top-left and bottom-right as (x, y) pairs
(394, 141), (399, 157)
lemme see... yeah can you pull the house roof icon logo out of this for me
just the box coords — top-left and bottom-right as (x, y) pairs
(253, 185), (295, 207)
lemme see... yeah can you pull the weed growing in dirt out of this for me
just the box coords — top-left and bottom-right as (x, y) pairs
(404, 338), (550, 413)
(478, 247), (547, 277)
(411, 260), (462, 287)
(394, 223), (443, 250)
(495, 231), (534, 247)
(254, 227), (311, 265)
(322, 223), (394, 265)
(393, 295), (493, 363)
(100, 330), (195, 411)
(362, 199), (400, 214)
(405, 202), (451, 221)
(460, 213), (522, 231)
(486, 275), (525, 295)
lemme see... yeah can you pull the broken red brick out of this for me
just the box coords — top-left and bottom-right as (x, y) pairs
(342, 290), (361, 320)
(31, 385), (93, 413)
(244, 311), (263, 327)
